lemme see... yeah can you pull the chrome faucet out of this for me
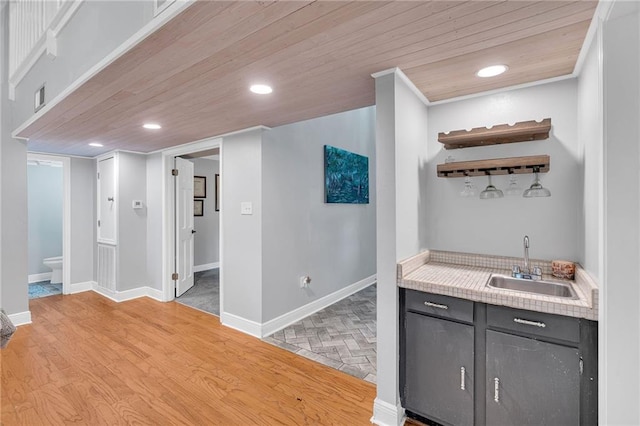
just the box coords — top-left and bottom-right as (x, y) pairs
(523, 235), (530, 274)
(512, 235), (542, 280)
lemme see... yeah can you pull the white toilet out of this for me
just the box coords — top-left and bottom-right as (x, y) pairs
(43, 256), (63, 284)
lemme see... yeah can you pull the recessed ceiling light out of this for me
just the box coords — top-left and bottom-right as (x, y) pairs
(249, 84), (273, 95)
(476, 65), (508, 78)
(143, 123), (162, 130)
(88, 142), (103, 147)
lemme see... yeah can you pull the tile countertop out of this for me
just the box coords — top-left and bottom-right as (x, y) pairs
(398, 250), (599, 321)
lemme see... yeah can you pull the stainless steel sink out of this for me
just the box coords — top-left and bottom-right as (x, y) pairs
(486, 274), (578, 299)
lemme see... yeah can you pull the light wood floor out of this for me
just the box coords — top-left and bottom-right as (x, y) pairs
(1, 292), (375, 425)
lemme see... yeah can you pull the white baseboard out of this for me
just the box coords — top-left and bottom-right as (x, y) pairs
(113, 287), (150, 302)
(92, 285), (165, 303)
(91, 285), (120, 302)
(8, 311), (32, 326)
(220, 312), (262, 338)
(193, 262), (219, 273)
(28, 272), (52, 284)
(261, 274), (376, 338)
(370, 398), (406, 426)
(68, 281), (95, 294)
(145, 287), (165, 302)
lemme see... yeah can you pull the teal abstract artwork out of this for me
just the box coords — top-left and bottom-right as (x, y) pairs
(324, 145), (369, 204)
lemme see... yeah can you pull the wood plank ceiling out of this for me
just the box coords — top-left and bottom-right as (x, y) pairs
(17, 1), (598, 156)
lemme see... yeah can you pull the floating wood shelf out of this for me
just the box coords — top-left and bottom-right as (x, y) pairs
(437, 155), (550, 178)
(438, 118), (551, 150)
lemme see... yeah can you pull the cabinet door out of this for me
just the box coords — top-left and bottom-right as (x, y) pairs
(97, 156), (116, 243)
(406, 312), (474, 426)
(486, 330), (580, 426)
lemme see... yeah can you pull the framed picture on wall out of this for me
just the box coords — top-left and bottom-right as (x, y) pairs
(215, 174), (220, 211)
(324, 145), (369, 204)
(194, 199), (204, 217)
(194, 176), (206, 198)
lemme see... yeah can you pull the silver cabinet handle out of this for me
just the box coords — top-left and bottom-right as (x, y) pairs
(514, 317), (546, 328)
(424, 301), (448, 310)
(494, 378), (500, 402)
(107, 197), (114, 202)
(460, 367), (466, 390)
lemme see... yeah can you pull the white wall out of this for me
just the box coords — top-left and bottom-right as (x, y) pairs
(190, 158), (220, 268)
(146, 153), (163, 290)
(601, 3), (640, 423)
(13, 0), (154, 127)
(27, 163), (63, 274)
(0, 2), (3, 310)
(396, 81), (430, 259)
(426, 79), (580, 261)
(577, 35), (603, 282)
(261, 107), (376, 322)
(69, 157), (95, 284)
(374, 72), (399, 421)
(0, 2), (28, 317)
(0, 138), (28, 316)
(117, 152), (147, 291)
(221, 129), (263, 324)
(373, 70), (430, 425)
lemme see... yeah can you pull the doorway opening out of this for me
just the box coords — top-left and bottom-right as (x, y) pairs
(161, 137), (222, 316)
(26, 153), (71, 298)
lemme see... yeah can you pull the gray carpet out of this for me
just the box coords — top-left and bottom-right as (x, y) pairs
(175, 268), (220, 316)
(263, 284), (377, 383)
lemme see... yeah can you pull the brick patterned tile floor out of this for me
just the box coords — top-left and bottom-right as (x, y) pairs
(263, 284), (377, 383)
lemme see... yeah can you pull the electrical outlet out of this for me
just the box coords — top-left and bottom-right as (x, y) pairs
(299, 276), (311, 288)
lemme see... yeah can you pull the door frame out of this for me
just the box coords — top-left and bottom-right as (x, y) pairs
(161, 136), (222, 304)
(26, 152), (71, 295)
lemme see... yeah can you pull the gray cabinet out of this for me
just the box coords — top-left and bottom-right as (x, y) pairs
(400, 289), (597, 426)
(486, 330), (580, 426)
(406, 312), (474, 426)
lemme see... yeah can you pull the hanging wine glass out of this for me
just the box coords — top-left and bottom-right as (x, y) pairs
(460, 174), (478, 198)
(505, 171), (521, 197)
(523, 166), (551, 198)
(479, 173), (503, 199)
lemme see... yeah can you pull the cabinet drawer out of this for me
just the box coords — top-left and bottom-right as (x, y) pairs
(405, 289), (474, 324)
(487, 305), (580, 343)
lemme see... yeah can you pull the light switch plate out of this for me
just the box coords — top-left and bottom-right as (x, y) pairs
(240, 202), (253, 215)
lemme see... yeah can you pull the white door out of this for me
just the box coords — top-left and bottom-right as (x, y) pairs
(175, 157), (195, 297)
(97, 157), (116, 243)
